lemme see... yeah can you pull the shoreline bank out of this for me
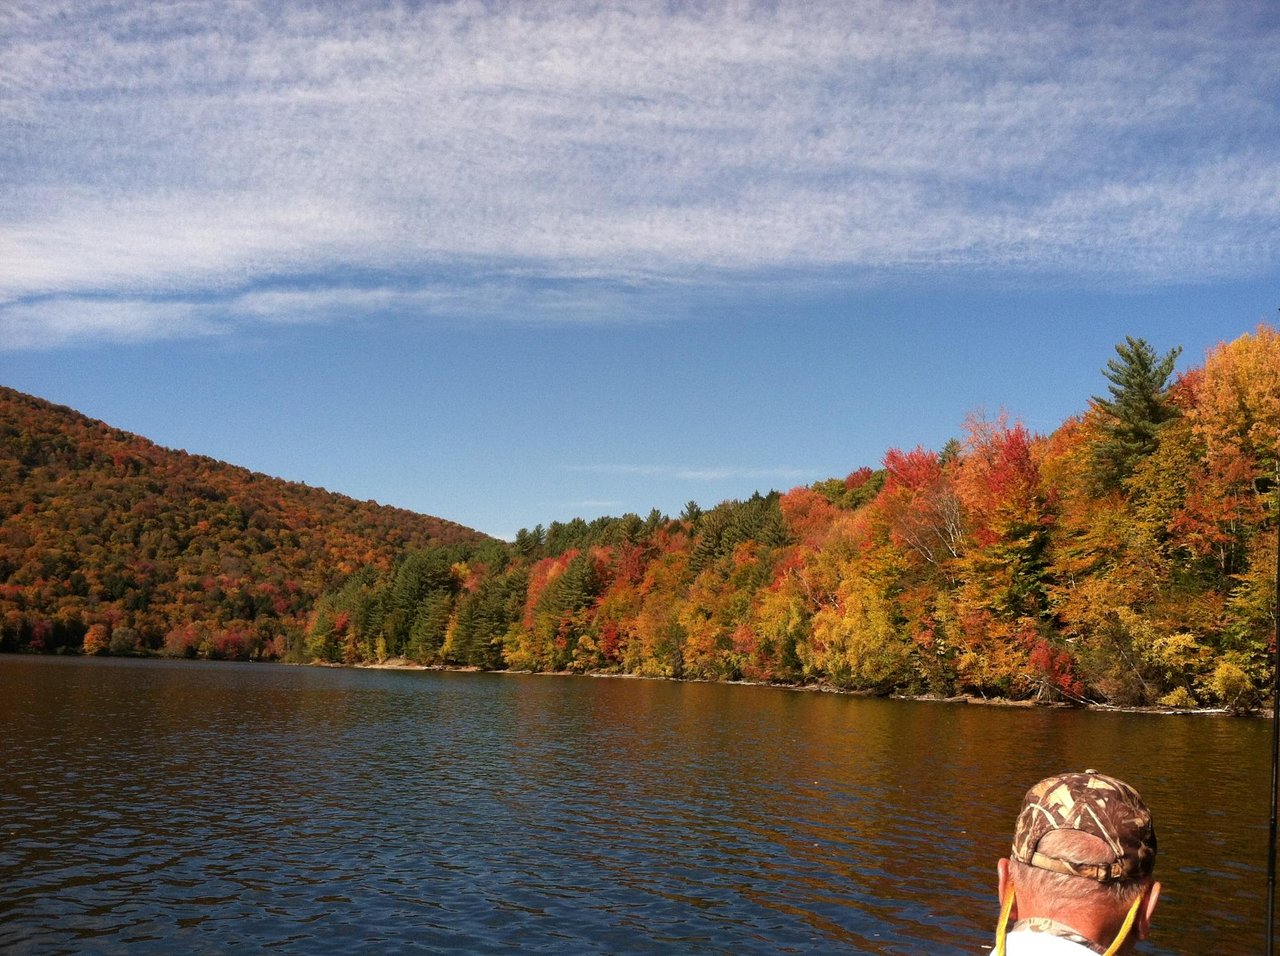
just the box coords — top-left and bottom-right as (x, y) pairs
(341, 656), (1242, 717)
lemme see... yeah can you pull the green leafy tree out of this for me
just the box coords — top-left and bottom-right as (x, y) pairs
(689, 493), (785, 573)
(447, 567), (527, 668)
(381, 550), (458, 656)
(514, 526), (544, 559)
(1091, 337), (1182, 490)
(407, 590), (455, 662)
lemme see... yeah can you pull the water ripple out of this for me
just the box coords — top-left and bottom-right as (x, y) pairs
(1, 657), (1272, 954)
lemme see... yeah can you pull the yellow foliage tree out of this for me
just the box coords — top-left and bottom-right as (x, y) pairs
(1192, 324), (1280, 472)
(806, 550), (911, 691)
(82, 622), (109, 655)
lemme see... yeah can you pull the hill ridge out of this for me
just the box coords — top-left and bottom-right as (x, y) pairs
(0, 385), (489, 658)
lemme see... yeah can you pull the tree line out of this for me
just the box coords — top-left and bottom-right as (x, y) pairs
(3, 327), (1276, 709)
(303, 326), (1279, 710)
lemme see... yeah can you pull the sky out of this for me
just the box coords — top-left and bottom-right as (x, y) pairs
(2, 1), (1278, 540)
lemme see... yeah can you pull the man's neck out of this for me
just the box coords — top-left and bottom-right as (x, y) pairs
(1010, 916), (1109, 955)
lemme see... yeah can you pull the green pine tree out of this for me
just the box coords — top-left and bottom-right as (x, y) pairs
(1091, 336), (1182, 490)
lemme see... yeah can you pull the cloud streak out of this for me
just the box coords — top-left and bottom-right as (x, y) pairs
(568, 464), (820, 484)
(3, 0), (1278, 346)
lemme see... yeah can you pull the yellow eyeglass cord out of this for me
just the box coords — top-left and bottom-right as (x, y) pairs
(994, 886), (1143, 956)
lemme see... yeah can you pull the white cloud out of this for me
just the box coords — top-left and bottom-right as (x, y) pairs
(2, 0), (1278, 346)
(0, 276), (702, 348)
(1, 193), (378, 300)
(569, 464), (818, 483)
(0, 297), (221, 350)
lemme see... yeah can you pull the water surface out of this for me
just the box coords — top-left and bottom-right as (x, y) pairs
(0, 656), (1270, 953)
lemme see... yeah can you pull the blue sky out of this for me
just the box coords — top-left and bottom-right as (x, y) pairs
(2, 1), (1278, 540)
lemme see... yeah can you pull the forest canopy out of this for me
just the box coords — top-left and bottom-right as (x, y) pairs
(3, 325), (1278, 709)
(299, 325), (1280, 709)
(0, 386), (488, 659)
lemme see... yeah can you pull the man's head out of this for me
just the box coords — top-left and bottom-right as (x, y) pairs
(1011, 770), (1156, 882)
(995, 770), (1160, 954)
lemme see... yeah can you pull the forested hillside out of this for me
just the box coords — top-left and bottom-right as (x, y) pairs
(0, 387), (489, 658)
(306, 326), (1279, 709)
(4, 327), (1277, 709)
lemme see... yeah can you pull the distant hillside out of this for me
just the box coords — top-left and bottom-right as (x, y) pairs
(0, 386), (490, 658)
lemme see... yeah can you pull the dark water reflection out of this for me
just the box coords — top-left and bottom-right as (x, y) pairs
(0, 656), (1270, 953)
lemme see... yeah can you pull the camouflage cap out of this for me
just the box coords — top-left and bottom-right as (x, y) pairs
(1011, 770), (1156, 883)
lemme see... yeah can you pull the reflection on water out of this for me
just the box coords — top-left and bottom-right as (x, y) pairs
(0, 656), (1270, 953)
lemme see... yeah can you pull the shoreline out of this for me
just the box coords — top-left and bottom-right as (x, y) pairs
(344, 656), (1243, 718)
(10, 649), (1245, 717)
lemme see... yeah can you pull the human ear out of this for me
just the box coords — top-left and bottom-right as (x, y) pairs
(997, 858), (1016, 917)
(1136, 880), (1161, 940)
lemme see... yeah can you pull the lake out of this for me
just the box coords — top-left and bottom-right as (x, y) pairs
(0, 655), (1271, 954)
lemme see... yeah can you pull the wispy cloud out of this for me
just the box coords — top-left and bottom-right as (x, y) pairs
(0, 297), (222, 350)
(0, 278), (700, 348)
(568, 464), (819, 483)
(3, 0), (1278, 346)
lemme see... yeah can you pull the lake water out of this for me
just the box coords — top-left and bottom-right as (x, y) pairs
(0, 655), (1272, 954)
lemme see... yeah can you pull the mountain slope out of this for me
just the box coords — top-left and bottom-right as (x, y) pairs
(0, 386), (489, 657)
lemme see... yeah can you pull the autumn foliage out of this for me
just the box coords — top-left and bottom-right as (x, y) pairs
(0, 387), (489, 660)
(5, 326), (1279, 709)
(292, 326), (1278, 708)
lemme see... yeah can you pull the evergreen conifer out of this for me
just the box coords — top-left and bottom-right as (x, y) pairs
(1091, 336), (1182, 490)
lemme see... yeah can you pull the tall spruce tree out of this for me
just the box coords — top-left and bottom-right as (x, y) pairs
(1091, 336), (1182, 490)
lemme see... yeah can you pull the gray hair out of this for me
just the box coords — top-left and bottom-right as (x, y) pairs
(1011, 829), (1148, 912)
